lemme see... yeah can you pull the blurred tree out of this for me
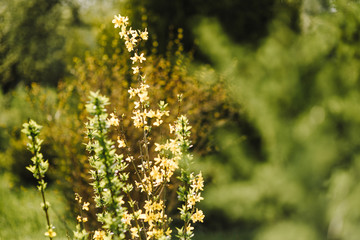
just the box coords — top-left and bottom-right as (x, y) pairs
(0, 0), (83, 93)
(194, 0), (360, 239)
(127, 0), (302, 57)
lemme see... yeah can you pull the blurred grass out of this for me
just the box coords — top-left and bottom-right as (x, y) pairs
(194, 229), (244, 240)
(0, 174), (74, 240)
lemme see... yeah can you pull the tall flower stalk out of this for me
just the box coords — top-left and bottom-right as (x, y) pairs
(85, 91), (130, 239)
(22, 120), (56, 239)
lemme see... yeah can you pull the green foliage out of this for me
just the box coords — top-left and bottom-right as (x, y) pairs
(0, 0), (67, 92)
(0, 174), (73, 240)
(128, 0), (301, 55)
(195, 1), (360, 239)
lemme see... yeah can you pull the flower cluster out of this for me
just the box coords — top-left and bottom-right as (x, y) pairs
(74, 193), (90, 240)
(22, 120), (56, 239)
(96, 13), (204, 240)
(174, 116), (204, 240)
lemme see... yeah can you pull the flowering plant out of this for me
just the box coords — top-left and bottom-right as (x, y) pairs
(22, 14), (204, 240)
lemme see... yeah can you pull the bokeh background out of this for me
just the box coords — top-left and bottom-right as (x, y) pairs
(2, 0), (360, 239)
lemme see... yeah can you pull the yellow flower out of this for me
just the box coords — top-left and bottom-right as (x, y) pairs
(128, 87), (137, 98)
(122, 212), (133, 225)
(125, 41), (134, 52)
(125, 156), (134, 162)
(117, 137), (126, 148)
(45, 228), (57, 238)
(93, 230), (106, 240)
(83, 217), (88, 223)
(108, 113), (119, 127)
(191, 172), (204, 191)
(112, 14), (129, 28)
(138, 91), (149, 103)
(153, 118), (163, 126)
(82, 202), (90, 211)
(132, 66), (140, 74)
(77, 215), (82, 222)
(75, 193), (82, 203)
(130, 53), (146, 64)
(191, 209), (205, 223)
(130, 227), (139, 238)
(140, 28), (148, 40)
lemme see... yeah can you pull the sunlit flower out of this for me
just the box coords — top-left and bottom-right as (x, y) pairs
(130, 53), (146, 64)
(132, 66), (140, 74)
(140, 28), (148, 40)
(108, 113), (119, 127)
(82, 202), (90, 211)
(130, 227), (139, 238)
(126, 156), (134, 162)
(125, 41), (134, 52)
(93, 230), (106, 240)
(112, 14), (129, 28)
(117, 137), (126, 148)
(191, 209), (204, 223)
(45, 228), (57, 238)
(138, 91), (149, 102)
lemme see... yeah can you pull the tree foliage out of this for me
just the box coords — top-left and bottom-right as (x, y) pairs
(196, 1), (360, 239)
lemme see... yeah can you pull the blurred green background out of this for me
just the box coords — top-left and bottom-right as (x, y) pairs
(2, 0), (360, 239)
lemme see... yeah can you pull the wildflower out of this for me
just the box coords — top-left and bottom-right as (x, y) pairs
(45, 228), (57, 238)
(93, 230), (106, 240)
(134, 101), (140, 109)
(191, 209), (204, 223)
(125, 41), (135, 52)
(82, 202), (90, 211)
(75, 194), (82, 203)
(146, 109), (156, 118)
(121, 212), (133, 225)
(138, 91), (149, 102)
(132, 66), (140, 74)
(125, 156), (134, 162)
(112, 14), (129, 28)
(119, 27), (127, 38)
(130, 227), (139, 238)
(128, 87), (137, 98)
(153, 118), (163, 126)
(108, 113), (119, 127)
(77, 215), (82, 222)
(140, 28), (148, 40)
(169, 124), (175, 134)
(82, 217), (88, 223)
(130, 53), (146, 64)
(128, 27), (138, 38)
(191, 172), (204, 191)
(117, 137), (126, 148)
